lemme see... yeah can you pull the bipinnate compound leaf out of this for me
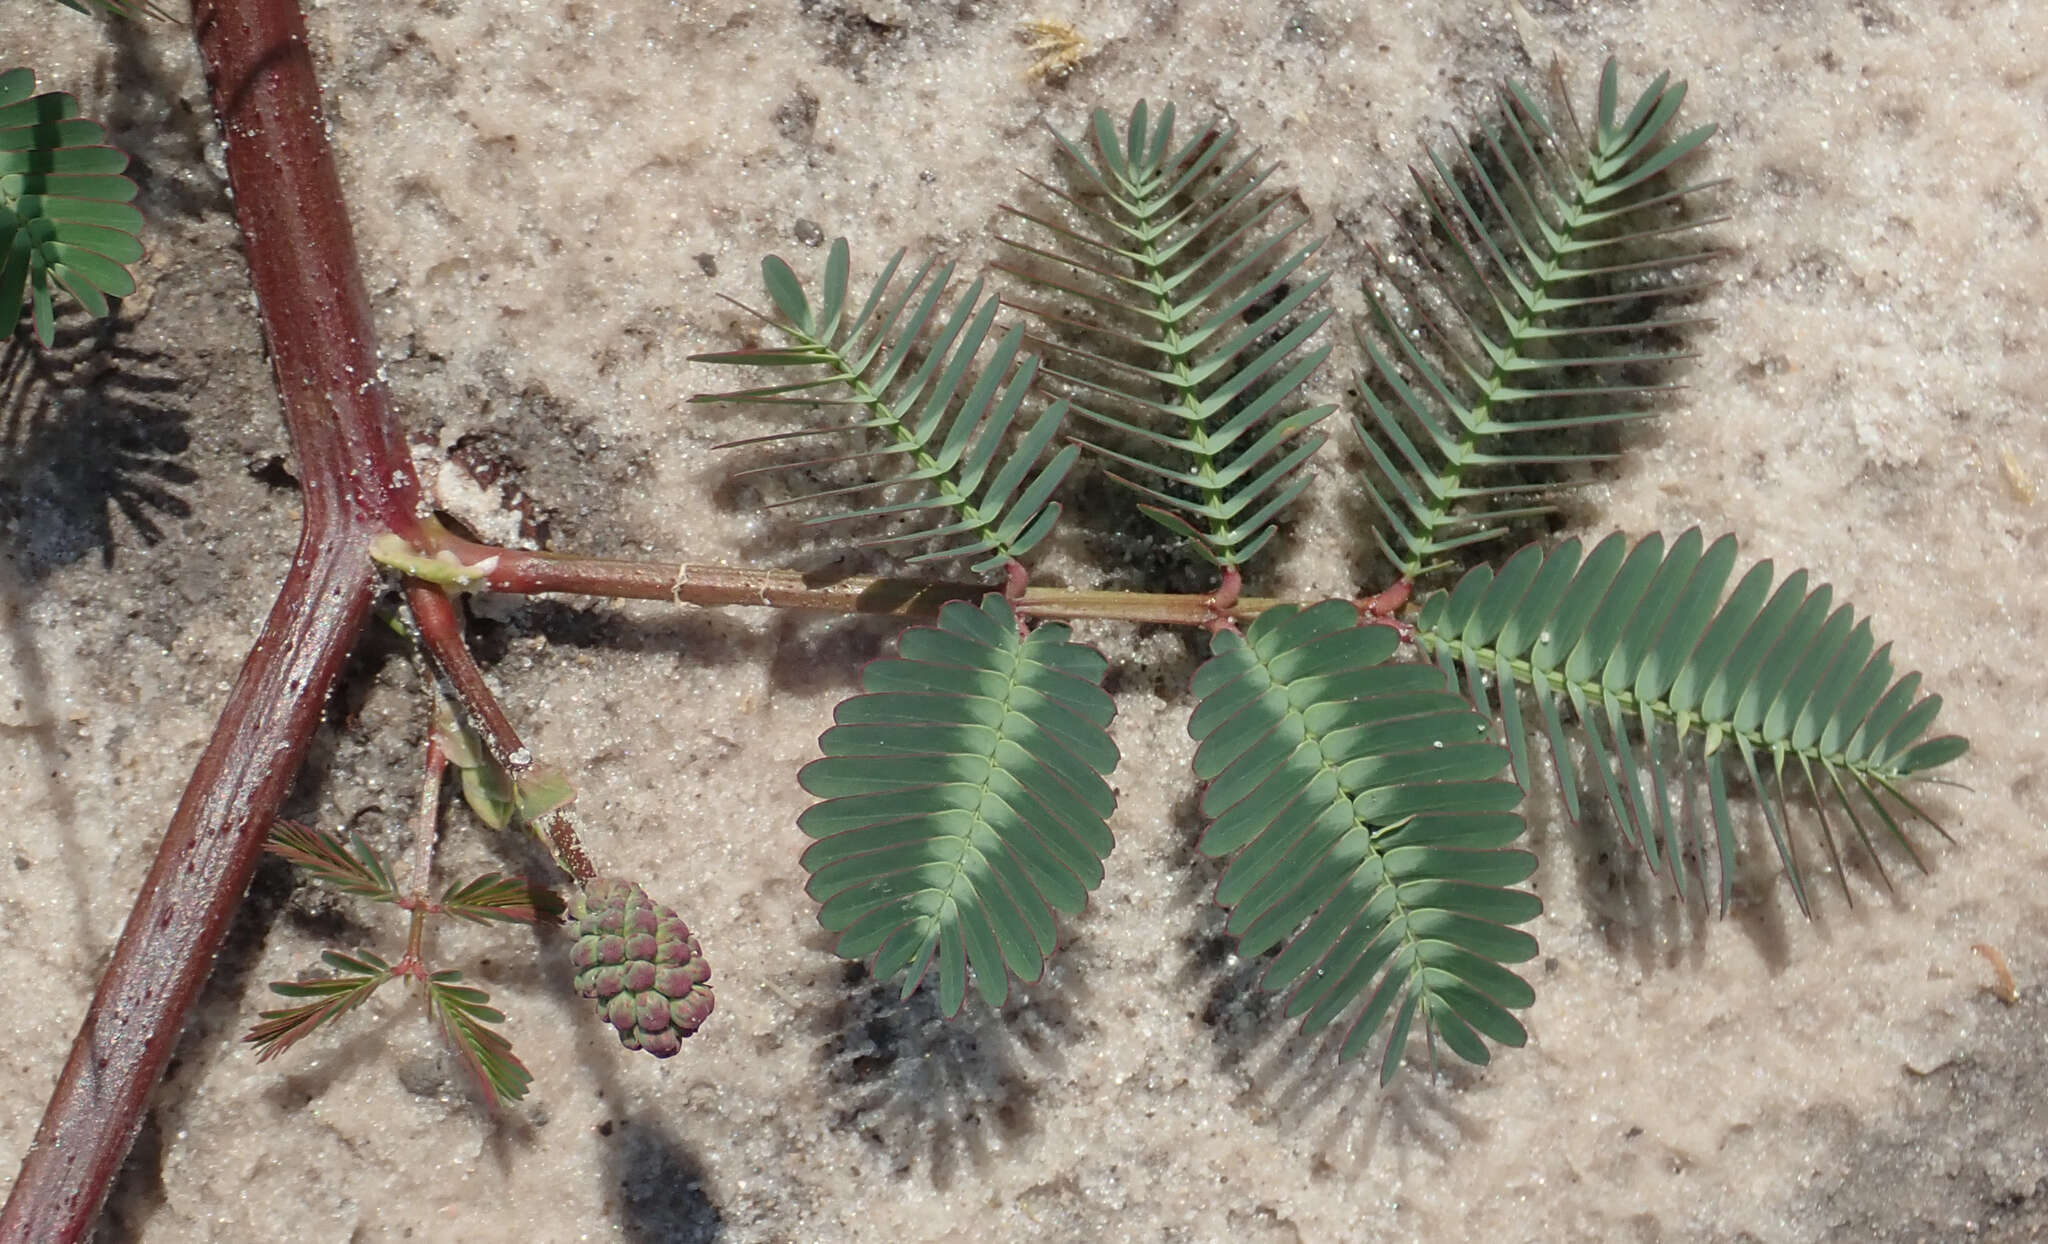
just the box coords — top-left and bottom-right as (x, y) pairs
(1356, 60), (1723, 578)
(0, 68), (144, 345)
(799, 594), (1120, 1014)
(1410, 529), (1968, 913)
(1188, 601), (1539, 1080)
(998, 101), (1336, 569)
(693, 238), (1078, 574)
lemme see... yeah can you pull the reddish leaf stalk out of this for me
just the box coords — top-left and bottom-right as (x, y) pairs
(0, 0), (424, 1236)
(405, 583), (596, 883)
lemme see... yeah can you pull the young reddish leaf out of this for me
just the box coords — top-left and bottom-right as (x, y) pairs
(426, 971), (532, 1103)
(243, 950), (393, 1061)
(439, 873), (567, 926)
(267, 822), (400, 904)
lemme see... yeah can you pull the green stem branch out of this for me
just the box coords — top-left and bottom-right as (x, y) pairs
(408, 532), (1315, 628)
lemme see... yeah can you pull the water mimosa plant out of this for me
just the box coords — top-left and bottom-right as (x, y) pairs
(0, 5), (1965, 1236)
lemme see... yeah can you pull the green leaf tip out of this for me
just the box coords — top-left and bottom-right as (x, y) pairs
(1411, 528), (1967, 914)
(999, 101), (1335, 573)
(0, 68), (144, 346)
(798, 593), (1120, 1015)
(1354, 60), (1724, 580)
(1190, 600), (1537, 1079)
(696, 240), (1076, 575)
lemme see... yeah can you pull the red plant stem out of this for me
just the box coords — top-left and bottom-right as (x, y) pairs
(396, 732), (450, 941)
(405, 583), (596, 883)
(0, 0), (424, 1236)
(408, 733), (449, 898)
(394, 737), (448, 980)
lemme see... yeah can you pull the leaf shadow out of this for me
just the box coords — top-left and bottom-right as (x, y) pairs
(805, 953), (1078, 1191)
(1, 320), (193, 576)
(463, 597), (777, 674)
(767, 610), (905, 695)
(101, 18), (234, 225)
(0, 317), (193, 958)
(1237, 1023), (1493, 1177)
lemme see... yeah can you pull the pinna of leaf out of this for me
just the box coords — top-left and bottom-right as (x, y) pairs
(0, 67), (144, 345)
(997, 98), (1338, 570)
(1409, 530), (1968, 917)
(693, 237), (1080, 576)
(798, 594), (1119, 1015)
(1354, 59), (1726, 579)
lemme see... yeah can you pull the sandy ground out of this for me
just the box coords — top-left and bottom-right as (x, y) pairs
(2, 0), (2045, 1240)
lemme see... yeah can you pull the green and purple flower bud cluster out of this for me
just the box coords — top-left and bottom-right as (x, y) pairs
(567, 878), (713, 1057)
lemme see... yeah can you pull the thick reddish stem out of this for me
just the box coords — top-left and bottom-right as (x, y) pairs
(1, 0), (420, 1237)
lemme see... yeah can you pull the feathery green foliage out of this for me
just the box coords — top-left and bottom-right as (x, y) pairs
(266, 820), (401, 903)
(1356, 61), (1722, 579)
(999, 101), (1335, 569)
(1189, 602), (1539, 1079)
(249, 821), (558, 1103)
(693, 238), (1079, 574)
(0, 68), (143, 346)
(798, 594), (1120, 1014)
(426, 972), (533, 1103)
(696, 74), (1968, 1082)
(1410, 529), (1966, 913)
(245, 950), (394, 1062)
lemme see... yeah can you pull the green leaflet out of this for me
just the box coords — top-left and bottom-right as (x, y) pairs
(1411, 529), (1968, 914)
(0, 68), (144, 345)
(692, 238), (1078, 575)
(1355, 60), (1722, 579)
(798, 594), (1120, 1014)
(998, 101), (1336, 569)
(1188, 601), (1539, 1081)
